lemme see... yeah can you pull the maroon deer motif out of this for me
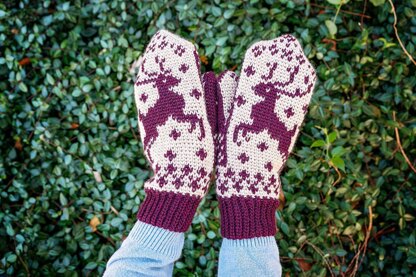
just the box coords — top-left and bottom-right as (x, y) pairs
(233, 59), (313, 160)
(136, 56), (205, 162)
(233, 82), (297, 160)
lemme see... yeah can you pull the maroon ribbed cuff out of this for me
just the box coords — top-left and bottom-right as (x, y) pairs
(218, 196), (279, 239)
(137, 189), (201, 232)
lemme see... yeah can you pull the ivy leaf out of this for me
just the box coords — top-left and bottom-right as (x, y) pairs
(18, 82), (28, 92)
(336, 249), (348, 257)
(311, 140), (325, 148)
(110, 218), (123, 227)
(207, 231), (216, 239)
(326, 0), (342, 4)
(215, 37), (228, 47)
(331, 146), (346, 157)
(46, 73), (55, 85)
(331, 156), (345, 171)
(370, 0), (386, 6)
(223, 9), (235, 19)
(325, 20), (338, 36)
(59, 193), (68, 206)
(328, 132), (337, 143)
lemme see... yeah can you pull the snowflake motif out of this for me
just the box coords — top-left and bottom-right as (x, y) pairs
(196, 148), (207, 161)
(239, 170), (250, 180)
(173, 178), (183, 189)
(181, 165), (193, 176)
(257, 142), (268, 152)
(157, 176), (167, 187)
(265, 162), (273, 172)
(284, 107), (294, 118)
(244, 65), (256, 77)
(224, 168), (235, 178)
(174, 45), (185, 56)
(190, 89), (202, 100)
(233, 181), (243, 192)
(217, 181), (228, 194)
(190, 180), (200, 192)
(164, 150), (176, 161)
(139, 93), (148, 103)
(179, 63), (189, 73)
(254, 172), (264, 182)
(198, 167), (208, 178)
(166, 164), (177, 174)
(248, 182), (258, 194)
(238, 153), (250, 164)
(263, 175), (277, 195)
(169, 129), (181, 140)
(269, 175), (277, 186)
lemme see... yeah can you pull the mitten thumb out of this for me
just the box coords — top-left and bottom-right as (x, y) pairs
(216, 71), (238, 166)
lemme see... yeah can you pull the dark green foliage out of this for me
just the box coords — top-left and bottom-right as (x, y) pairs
(1, 0), (415, 276)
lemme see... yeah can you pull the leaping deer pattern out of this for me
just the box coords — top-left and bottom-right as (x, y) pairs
(216, 34), (317, 199)
(133, 30), (214, 196)
(233, 45), (315, 161)
(136, 53), (205, 162)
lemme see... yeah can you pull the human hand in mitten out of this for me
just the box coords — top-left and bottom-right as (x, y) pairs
(216, 35), (317, 239)
(134, 30), (215, 232)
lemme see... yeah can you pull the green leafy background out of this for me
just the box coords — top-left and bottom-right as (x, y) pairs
(1, 0), (415, 276)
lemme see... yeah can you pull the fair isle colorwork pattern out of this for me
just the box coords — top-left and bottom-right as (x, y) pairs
(217, 35), (317, 239)
(134, 30), (214, 232)
(216, 71), (238, 169)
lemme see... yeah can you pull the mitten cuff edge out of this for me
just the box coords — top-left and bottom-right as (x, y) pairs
(218, 196), (279, 239)
(137, 189), (201, 232)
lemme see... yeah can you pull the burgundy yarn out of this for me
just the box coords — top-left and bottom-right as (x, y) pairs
(218, 196), (279, 239)
(134, 30), (215, 233)
(137, 189), (200, 232)
(202, 72), (218, 140)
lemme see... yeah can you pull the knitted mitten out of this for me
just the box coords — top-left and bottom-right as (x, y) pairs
(134, 30), (214, 232)
(216, 35), (317, 239)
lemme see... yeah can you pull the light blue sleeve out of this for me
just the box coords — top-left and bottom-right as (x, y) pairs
(104, 221), (184, 277)
(105, 221), (282, 276)
(218, 236), (282, 277)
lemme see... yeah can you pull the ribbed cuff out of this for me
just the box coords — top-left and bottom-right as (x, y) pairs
(137, 189), (201, 232)
(219, 196), (279, 239)
(222, 236), (277, 247)
(127, 220), (184, 259)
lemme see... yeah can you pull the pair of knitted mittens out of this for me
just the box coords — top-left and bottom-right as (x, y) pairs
(134, 30), (317, 239)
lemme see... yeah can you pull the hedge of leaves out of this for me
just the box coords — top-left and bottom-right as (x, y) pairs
(1, 0), (416, 276)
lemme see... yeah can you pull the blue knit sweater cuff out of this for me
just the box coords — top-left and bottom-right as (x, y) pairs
(221, 236), (277, 247)
(126, 220), (184, 259)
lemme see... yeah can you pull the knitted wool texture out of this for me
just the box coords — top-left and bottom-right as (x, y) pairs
(216, 35), (317, 239)
(134, 30), (214, 232)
